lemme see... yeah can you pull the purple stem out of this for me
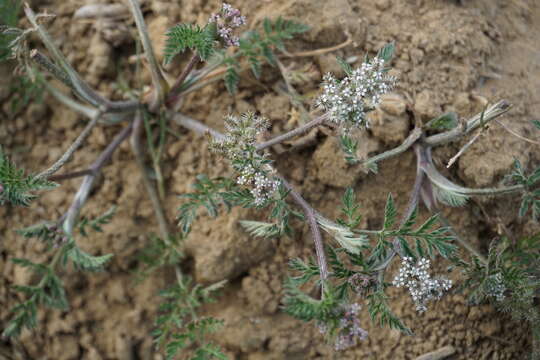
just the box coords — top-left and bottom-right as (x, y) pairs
(63, 124), (133, 234)
(280, 177), (329, 281)
(256, 114), (328, 151)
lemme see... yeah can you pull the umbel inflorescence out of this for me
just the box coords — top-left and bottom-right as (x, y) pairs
(209, 112), (280, 205)
(316, 56), (396, 133)
(393, 257), (453, 313)
(209, 3), (246, 47)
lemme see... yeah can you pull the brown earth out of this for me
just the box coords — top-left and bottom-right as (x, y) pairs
(1, 0), (540, 359)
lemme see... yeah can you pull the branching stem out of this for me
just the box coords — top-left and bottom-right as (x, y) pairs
(171, 113), (329, 283)
(24, 10), (138, 113)
(63, 124), (133, 235)
(127, 0), (167, 108)
(423, 100), (511, 146)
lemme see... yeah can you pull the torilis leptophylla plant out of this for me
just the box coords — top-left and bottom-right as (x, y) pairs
(1, 0), (540, 358)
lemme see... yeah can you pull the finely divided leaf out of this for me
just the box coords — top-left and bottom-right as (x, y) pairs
(0, 147), (58, 206)
(239, 220), (280, 238)
(383, 193), (397, 230)
(224, 65), (239, 94)
(67, 245), (113, 271)
(377, 42), (396, 63)
(164, 23), (215, 64)
(336, 56), (353, 76)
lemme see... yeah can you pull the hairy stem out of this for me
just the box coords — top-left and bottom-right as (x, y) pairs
(24, 7), (138, 113)
(127, 0), (167, 108)
(417, 145), (489, 264)
(167, 53), (200, 106)
(256, 114), (328, 151)
(172, 113), (225, 140)
(63, 124), (133, 235)
(362, 127), (422, 170)
(281, 177), (329, 282)
(130, 112), (171, 241)
(48, 169), (94, 182)
(42, 81), (100, 119)
(423, 100), (511, 146)
(38, 116), (100, 179)
(422, 147), (524, 196)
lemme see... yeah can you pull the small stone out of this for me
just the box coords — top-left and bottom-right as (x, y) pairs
(312, 137), (362, 188)
(368, 108), (410, 145)
(375, 0), (391, 11)
(379, 93), (407, 116)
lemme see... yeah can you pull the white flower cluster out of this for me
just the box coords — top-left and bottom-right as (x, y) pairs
(210, 113), (280, 206)
(486, 273), (506, 302)
(316, 57), (396, 133)
(334, 303), (368, 351)
(393, 257), (452, 313)
(209, 3), (246, 47)
(237, 165), (280, 206)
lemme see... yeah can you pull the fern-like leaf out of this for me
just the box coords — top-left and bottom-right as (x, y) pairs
(164, 23), (215, 64)
(66, 243), (113, 272)
(0, 147), (57, 206)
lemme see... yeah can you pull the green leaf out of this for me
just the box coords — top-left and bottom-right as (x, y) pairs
(336, 56), (353, 76)
(16, 221), (58, 243)
(400, 206), (418, 232)
(263, 18), (272, 35)
(261, 43), (276, 66)
(377, 42), (396, 63)
(519, 196), (532, 218)
(164, 23), (215, 64)
(154, 277), (225, 359)
(177, 176), (238, 234)
(433, 183), (469, 207)
(0, 0), (21, 62)
(531, 119), (540, 130)
(367, 290), (412, 335)
(0, 147), (58, 206)
(239, 220), (280, 238)
(224, 65), (239, 94)
(288, 258), (320, 286)
(78, 206), (116, 237)
(426, 112), (458, 130)
(67, 244), (113, 272)
(318, 216), (368, 254)
(248, 56), (261, 79)
(339, 187), (362, 229)
(528, 167), (540, 186)
(339, 135), (360, 164)
(282, 279), (341, 322)
(383, 193), (397, 230)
